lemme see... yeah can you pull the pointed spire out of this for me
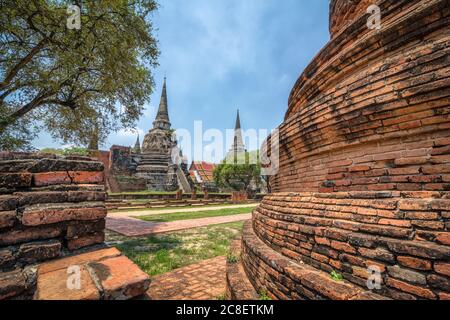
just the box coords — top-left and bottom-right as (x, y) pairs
(153, 77), (171, 130)
(229, 109), (246, 157)
(133, 134), (141, 154)
(235, 109), (241, 130)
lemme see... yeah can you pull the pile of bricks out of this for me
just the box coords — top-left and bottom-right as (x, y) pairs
(229, 0), (450, 300)
(0, 152), (149, 300)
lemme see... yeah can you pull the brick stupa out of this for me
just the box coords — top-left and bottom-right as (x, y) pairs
(227, 0), (450, 300)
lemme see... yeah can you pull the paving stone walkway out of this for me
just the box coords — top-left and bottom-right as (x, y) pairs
(106, 214), (251, 237)
(146, 256), (226, 300)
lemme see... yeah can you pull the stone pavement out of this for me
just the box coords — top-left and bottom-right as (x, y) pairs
(146, 256), (226, 300)
(106, 214), (251, 237)
(109, 203), (257, 218)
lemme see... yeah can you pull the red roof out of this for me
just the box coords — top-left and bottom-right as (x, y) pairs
(189, 161), (216, 183)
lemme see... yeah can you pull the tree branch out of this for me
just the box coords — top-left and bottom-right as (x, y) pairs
(0, 38), (48, 91)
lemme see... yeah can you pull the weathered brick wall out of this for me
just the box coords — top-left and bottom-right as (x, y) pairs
(271, 0), (450, 193)
(234, 0), (450, 300)
(250, 192), (449, 299)
(0, 152), (107, 299)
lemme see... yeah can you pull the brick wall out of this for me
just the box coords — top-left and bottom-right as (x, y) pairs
(249, 192), (449, 300)
(0, 152), (107, 299)
(235, 0), (450, 300)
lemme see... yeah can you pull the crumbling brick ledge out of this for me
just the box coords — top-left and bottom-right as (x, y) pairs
(0, 152), (149, 300)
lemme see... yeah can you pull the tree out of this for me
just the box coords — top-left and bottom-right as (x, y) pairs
(0, 0), (159, 150)
(213, 151), (261, 193)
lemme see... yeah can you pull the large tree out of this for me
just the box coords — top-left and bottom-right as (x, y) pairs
(0, 0), (159, 150)
(213, 151), (262, 193)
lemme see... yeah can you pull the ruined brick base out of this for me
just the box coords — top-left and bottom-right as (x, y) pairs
(226, 193), (450, 300)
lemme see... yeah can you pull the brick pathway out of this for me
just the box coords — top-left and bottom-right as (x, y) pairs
(106, 214), (251, 237)
(146, 256), (226, 300)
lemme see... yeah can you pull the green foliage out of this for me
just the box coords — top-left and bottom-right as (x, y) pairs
(216, 293), (228, 301)
(226, 252), (240, 264)
(330, 270), (344, 281)
(259, 290), (272, 301)
(40, 146), (88, 156)
(213, 151), (261, 191)
(0, 0), (159, 150)
(61, 147), (88, 156)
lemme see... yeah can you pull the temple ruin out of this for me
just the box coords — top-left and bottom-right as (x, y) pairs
(227, 0), (450, 300)
(0, 153), (150, 300)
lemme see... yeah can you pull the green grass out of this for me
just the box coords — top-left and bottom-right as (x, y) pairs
(136, 207), (253, 223)
(109, 203), (257, 213)
(108, 190), (177, 196)
(330, 270), (344, 281)
(108, 190), (233, 196)
(108, 221), (245, 276)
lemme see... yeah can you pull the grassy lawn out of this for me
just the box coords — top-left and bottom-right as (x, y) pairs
(136, 207), (253, 222)
(107, 221), (244, 276)
(108, 191), (232, 196)
(111, 203), (257, 214)
(108, 191), (177, 196)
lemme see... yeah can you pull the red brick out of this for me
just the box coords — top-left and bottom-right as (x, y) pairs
(435, 232), (450, 245)
(311, 252), (329, 263)
(89, 255), (150, 300)
(38, 247), (121, 275)
(397, 256), (432, 271)
(35, 265), (100, 300)
(33, 171), (104, 187)
(349, 165), (371, 172)
(431, 145), (450, 155)
(314, 236), (330, 246)
(0, 210), (16, 228)
(71, 171), (104, 184)
(330, 240), (356, 254)
(18, 240), (61, 263)
(0, 226), (63, 246)
(394, 157), (429, 166)
(388, 167), (420, 175)
(33, 172), (71, 186)
(439, 292), (450, 300)
(386, 277), (436, 299)
(421, 164), (450, 175)
(67, 232), (105, 251)
(358, 247), (395, 263)
(398, 199), (430, 211)
(434, 262), (450, 277)
(379, 219), (411, 228)
(22, 206), (107, 226)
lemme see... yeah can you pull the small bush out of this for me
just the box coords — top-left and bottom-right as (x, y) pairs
(330, 270), (344, 281)
(226, 253), (240, 264)
(259, 290), (271, 300)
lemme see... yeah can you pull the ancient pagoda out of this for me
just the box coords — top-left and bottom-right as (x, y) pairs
(136, 78), (178, 191)
(226, 109), (246, 163)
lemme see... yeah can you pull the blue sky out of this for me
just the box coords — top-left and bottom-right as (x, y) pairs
(34, 0), (330, 162)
